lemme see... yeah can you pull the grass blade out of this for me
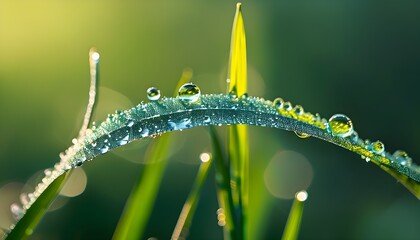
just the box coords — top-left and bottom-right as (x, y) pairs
(113, 69), (192, 240)
(172, 153), (213, 240)
(5, 172), (71, 240)
(112, 135), (172, 240)
(227, 3), (249, 239)
(5, 49), (100, 239)
(281, 191), (308, 240)
(209, 127), (236, 240)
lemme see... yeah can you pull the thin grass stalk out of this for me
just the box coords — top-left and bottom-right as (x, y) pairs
(172, 153), (213, 240)
(281, 191), (308, 240)
(113, 70), (192, 240)
(209, 126), (236, 240)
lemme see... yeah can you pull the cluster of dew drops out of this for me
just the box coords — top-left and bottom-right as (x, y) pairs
(271, 97), (413, 167)
(9, 82), (416, 227)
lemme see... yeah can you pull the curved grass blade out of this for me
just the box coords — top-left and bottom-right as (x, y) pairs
(227, 3), (249, 239)
(10, 93), (420, 238)
(172, 153), (213, 240)
(281, 191), (308, 240)
(113, 69), (192, 240)
(5, 172), (71, 240)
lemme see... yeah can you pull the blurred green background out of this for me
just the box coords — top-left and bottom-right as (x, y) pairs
(1, 1), (420, 239)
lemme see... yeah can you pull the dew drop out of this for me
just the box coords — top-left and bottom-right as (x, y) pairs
(273, 97), (284, 110)
(327, 114), (354, 137)
(295, 131), (311, 139)
(147, 87), (161, 101)
(178, 83), (201, 103)
(283, 101), (293, 111)
(350, 131), (359, 143)
(393, 150), (412, 166)
(127, 120), (135, 127)
(370, 141), (385, 155)
(293, 105), (304, 116)
(20, 193), (29, 206)
(10, 203), (24, 220)
(204, 116), (211, 124)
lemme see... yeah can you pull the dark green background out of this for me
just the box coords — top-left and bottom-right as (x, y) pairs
(1, 1), (420, 239)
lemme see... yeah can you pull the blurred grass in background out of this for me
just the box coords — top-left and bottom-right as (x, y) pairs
(1, 1), (420, 239)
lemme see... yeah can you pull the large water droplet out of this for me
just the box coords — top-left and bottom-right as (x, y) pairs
(328, 114), (354, 137)
(393, 150), (412, 166)
(147, 87), (161, 101)
(370, 141), (385, 155)
(178, 83), (201, 103)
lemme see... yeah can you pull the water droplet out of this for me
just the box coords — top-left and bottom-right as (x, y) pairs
(10, 203), (24, 220)
(293, 105), (304, 116)
(44, 169), (52, 177)
(350, 131), (359, 143)
(115, 129), (130, 146)
(204, 116), (211, 124)
(20, 193), (29, 206)
(273, 98), (284, 110)
(327, 114), (354, 137)
(127, 120), (135, 127)
(147, 87), (161, 101)
(393, 150), (412, 166)
(370, 141), (385, 155)
(283, 102), (293, 111)
(295, 131), (311, 139)
(178, 83), (201, 103)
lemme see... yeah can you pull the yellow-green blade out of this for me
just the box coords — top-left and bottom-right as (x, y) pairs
(112, 69), (192, 240)
(228, 3), (247, 97)
(227, 3), (249, 239)
(281, 191), (308, 240)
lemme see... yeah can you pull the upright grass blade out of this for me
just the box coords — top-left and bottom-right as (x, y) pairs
(112, 134), (172, 240)
(113, 69), (192, 240)
(5, 172), (71, 240)
(281, 191), (308, 240)
(172, 153), (213, 240)
(227, 3), (249, 239)
(209, 127), (236, 240)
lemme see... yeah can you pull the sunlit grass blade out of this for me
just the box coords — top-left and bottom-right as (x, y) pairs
(172, 153), (213, 240)
(209, 126), (236, 240)
(228, 3), (247, 96)
(281, 191), (308, 240)
(113, 69), (192, 240)
(112, 135), (172, 240)
(227, 3), (249, 239)
(6, 172), (71, 240)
